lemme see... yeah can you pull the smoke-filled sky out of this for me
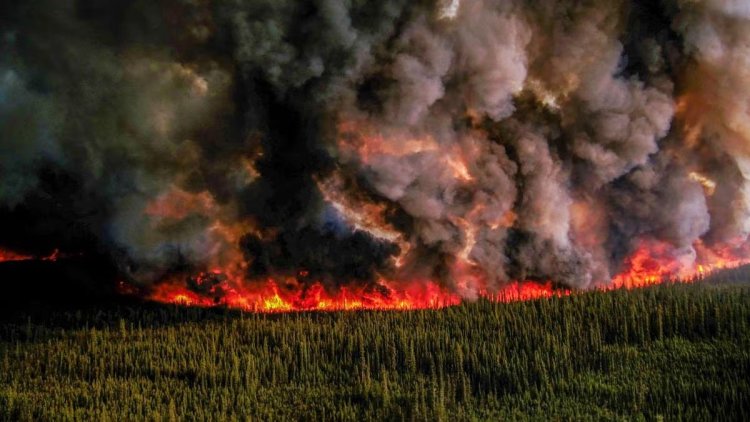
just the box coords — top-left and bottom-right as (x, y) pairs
(1, 0), (750, 297)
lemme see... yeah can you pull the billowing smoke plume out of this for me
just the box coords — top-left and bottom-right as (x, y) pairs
(1, 0), (749, 298)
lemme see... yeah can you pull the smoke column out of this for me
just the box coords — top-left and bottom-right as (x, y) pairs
(1, 0), (749, 309)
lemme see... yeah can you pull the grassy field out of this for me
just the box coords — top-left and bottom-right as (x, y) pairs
(1, 281), (749, 421)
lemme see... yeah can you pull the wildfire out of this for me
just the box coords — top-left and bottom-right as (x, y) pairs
(610, 241), (681, 289)
(148, 276), (463, 312)
(130, 119), (750, 314)
(611, 239), (750, 289)
(144, 274), (576, 312)
(0, 249), (32, 263)
(137, 236), (750, 313)
(0, 248), (61, 263)
(144, 185), (254, 278)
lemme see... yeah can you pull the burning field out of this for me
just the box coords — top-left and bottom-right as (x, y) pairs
(2, 0), (750, 312)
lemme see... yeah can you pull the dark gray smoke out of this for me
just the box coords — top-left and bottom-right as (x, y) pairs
(0, 0), (748, 295)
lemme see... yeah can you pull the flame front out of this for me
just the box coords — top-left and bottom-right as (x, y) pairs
(149, 276), (463, 312)
(146, 277), (576, 312)
(140, 237), (750, 313)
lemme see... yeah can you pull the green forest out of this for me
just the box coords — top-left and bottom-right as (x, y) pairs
(1, 280), (749, 421)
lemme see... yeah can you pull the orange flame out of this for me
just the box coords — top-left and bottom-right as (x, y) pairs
(136, 235), (750, 313)
(144, 275), (575, 312)
(132, 117), (750, 313)
(148, 276), (463, 312)
(610, 239), (750, 289)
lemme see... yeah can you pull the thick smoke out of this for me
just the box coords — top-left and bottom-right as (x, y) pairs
(1, 0), (749, 296)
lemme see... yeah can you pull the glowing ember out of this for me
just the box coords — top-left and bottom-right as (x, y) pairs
(0, 249), (33, 263)
(0, 248), (61, 263)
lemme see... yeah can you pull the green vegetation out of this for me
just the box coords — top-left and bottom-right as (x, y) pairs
(1, 282), (749, 421)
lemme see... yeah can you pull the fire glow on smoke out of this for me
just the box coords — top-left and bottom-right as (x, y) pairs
(2, 1), (750, 312)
